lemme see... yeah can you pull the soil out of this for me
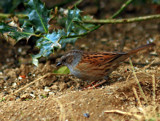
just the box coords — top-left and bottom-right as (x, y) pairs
(0, 1), (160, 121)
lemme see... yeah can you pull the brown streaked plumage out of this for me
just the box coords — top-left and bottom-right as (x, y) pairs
(57, 43), (155, 82)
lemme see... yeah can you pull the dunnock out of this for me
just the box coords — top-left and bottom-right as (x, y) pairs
(57, 43), (155, 87)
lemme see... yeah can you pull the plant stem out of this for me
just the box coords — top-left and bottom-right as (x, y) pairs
(152, 74), (156, 105)
(0, 13), (28, 19)
(79, 0), (133, 36)
(111, 0), (133, 19)
(129, 59), (148, 104)
(83, 14), (160, 24)
(132, 87), (142, 107)
(64, 14), (160, 38)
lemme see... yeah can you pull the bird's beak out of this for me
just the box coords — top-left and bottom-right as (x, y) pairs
(56, 62), (62, 67)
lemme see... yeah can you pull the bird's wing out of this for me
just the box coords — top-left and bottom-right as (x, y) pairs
(80, 52), (126, 66)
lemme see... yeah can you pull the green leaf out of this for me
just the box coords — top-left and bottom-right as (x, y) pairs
(11, 26), (34, 41)
(21, 21), (35, 40)
(66, 8), (81, 35)
(27, 0), (50, 33)
(53, 66), (70, 74)
(0, 22), (13, 32)
(36, 30), (62, 57)
(64, 8), (96, 36)
(0, 22), (35, 42)
(0, 97), (5, 102)
(32, 30), (63, 65)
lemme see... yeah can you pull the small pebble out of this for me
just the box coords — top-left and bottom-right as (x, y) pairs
(18, 76), (23, 80)
(12, 82), (17, 88)
(32, 74), (36, 77)
(44, 86), (50, 92)
(30, 93), (36, 98)
(49, 92), (55, 95)
(83, 113), (89, 118)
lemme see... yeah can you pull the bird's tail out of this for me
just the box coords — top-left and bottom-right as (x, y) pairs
(128, 43), (155, 55)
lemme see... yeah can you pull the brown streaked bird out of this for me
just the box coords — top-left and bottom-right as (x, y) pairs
(57, 43), (155, 87)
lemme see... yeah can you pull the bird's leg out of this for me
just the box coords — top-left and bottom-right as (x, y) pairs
(83, 76), (109, 90)
(82, 80), (99, 90)
(88, 79), (107, 89)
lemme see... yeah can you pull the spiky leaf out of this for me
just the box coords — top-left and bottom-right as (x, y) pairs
(65, 8), (81, 35)
(0, 22), (34, 42)
(27, 0), (50, 33)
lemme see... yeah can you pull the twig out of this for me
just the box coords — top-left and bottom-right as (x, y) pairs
(132, 87), (142, 107)
(83, 14), (160, 24)
(105, 110), (133, 116)
(104, 110), (141, 120)
(111, 0), (133, 19)
(142, 60), (155, 70)
(125, 73), (131, 82)
(152, 74), (156, 106)
(129, 59), (148, 104)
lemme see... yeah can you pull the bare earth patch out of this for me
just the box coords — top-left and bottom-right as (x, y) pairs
(0, 62), (160, 120)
